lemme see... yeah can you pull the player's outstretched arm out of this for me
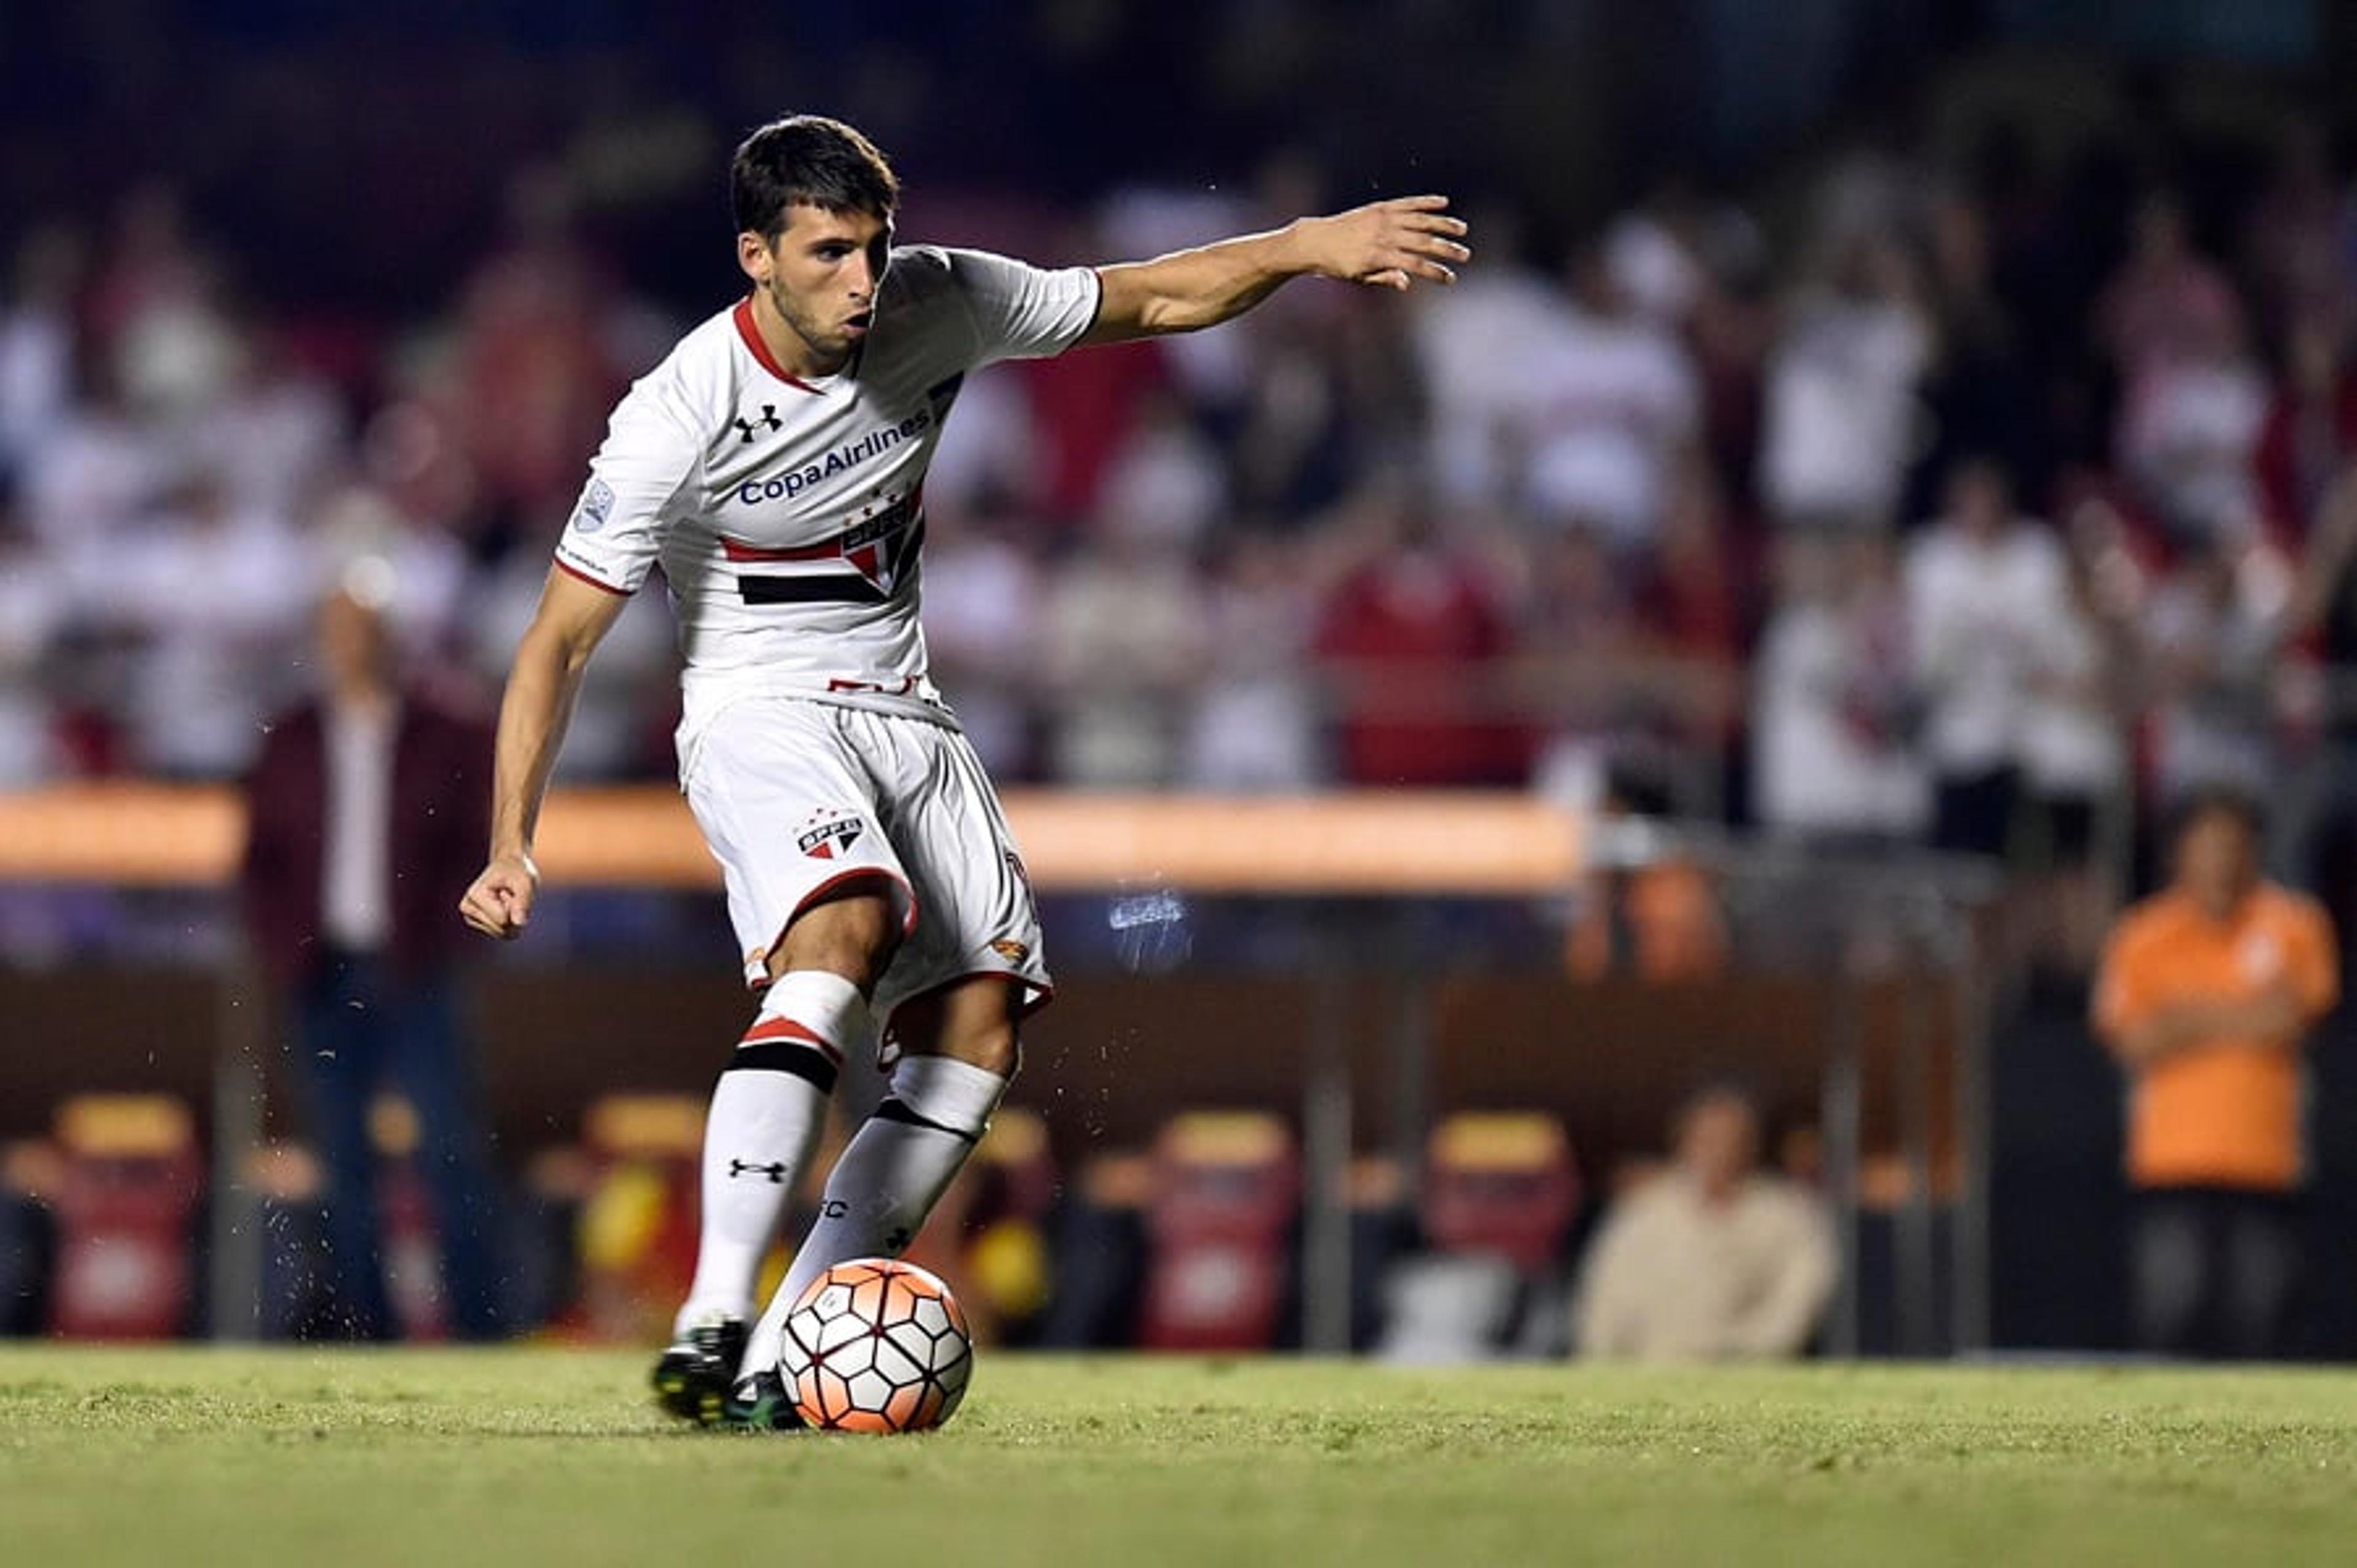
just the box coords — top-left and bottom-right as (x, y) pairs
(459, 568), (629, 940)
(1080, 195), (1468, 345)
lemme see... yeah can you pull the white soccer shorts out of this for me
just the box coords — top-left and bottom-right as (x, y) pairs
(683, 697), (1051, 1054)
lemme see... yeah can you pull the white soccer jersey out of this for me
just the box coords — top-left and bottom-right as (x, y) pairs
(554, 246), (1102, 758)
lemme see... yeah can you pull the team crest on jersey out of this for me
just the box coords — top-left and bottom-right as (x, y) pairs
(838, 496), (923, 596)
(797, 808), (866, 860)
(725, 490), (925, 605)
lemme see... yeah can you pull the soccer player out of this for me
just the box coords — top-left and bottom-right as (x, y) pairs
(459, 114), (1468, 1426)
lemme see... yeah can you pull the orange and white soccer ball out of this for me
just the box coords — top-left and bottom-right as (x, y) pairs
(778, 1259), (973, 1432)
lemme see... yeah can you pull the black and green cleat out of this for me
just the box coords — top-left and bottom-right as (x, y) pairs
(716, 1370), (807, 1432)
(650, 1317), (748, 1426)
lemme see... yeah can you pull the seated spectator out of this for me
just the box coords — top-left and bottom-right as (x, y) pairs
(2092, 787), (2337, 1358)
(1573, 1083), (1835, 1360)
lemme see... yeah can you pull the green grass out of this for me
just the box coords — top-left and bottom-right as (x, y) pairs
(1, 1348), (2353, 1567)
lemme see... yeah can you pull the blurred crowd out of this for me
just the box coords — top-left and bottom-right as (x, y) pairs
(14, 72), (2357, 972)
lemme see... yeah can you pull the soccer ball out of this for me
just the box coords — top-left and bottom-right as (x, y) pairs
(778, 1258), (973, 1432)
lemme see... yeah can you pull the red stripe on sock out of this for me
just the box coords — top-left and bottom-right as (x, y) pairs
(741, 1016), (843, 1064)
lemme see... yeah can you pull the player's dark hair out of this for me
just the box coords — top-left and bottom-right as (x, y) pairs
(731, 115), (898, 240)
(2170, 782), (2265, 846)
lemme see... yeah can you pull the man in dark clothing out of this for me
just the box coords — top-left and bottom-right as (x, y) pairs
(239, 572), (503, 1338)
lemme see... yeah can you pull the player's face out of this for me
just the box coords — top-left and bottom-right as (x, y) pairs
(740, 203), (894, 374)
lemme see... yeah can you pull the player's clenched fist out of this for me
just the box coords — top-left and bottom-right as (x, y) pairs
(1291, 195), (1469, 292)
(460, 852), (541, 939)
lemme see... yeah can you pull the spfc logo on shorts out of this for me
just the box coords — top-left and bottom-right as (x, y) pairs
(989, 938), (1031, 964)
(797, 810), (865, 860)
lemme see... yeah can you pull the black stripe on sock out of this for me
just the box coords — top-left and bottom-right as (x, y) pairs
(729, 1040), (838, 1094)
(873, 1097), (980, 1144)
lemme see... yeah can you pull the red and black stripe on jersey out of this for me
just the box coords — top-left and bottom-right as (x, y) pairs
(726, 493), (925, 606)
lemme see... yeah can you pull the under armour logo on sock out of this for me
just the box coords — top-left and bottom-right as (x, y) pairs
(883, 1226), (912, 1253)
(728, 1159), (789, 1183)
(731, 405), (783, 443)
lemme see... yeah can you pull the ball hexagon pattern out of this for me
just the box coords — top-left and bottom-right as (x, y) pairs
(778, 1258), (973, 1433)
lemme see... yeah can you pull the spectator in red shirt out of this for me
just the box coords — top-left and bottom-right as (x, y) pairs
(2254, 311), (2357, 538)
(1314, 478), (1525, 786)
(240, 573), (504, 1339)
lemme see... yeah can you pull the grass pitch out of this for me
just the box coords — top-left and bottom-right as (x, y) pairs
(2, 1348), (2353, 1567)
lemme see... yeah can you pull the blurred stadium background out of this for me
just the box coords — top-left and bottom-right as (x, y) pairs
(5, 0), (2357, 1366)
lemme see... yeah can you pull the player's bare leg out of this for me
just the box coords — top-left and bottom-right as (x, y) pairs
(732, 973), (1019, 1421)
(654, 884), (899, 1426)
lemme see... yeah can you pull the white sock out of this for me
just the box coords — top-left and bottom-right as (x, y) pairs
(742, 1054), (1007, 1375)
(672, 971), (869, 1337)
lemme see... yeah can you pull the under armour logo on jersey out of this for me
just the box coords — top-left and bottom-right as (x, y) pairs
(728, 1159), (790, 1183)
(731, 405), (783, 443)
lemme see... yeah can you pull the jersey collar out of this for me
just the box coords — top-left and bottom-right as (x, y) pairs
(733, 296), (829, 393)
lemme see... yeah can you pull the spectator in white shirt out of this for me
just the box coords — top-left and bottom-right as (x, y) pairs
(2143, 533), (2286, 808)
(920, 501), (1048, 780)
(1183, 530), (1326, 792)
(104, 471), (316, 778)
(1905, 459), (2070, 857)
(1752, 531), (1929, 844)
(2019, 502), (2143, 968)
(1759, 235), (1933, 531)
(1517, 242), (1701, 548)
(0, 225), (82, 493)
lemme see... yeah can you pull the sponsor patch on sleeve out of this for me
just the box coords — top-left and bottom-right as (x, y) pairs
(571, 476), (616, 533)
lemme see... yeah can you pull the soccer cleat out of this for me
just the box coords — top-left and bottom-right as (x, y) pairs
(716, 1369), (807, 1432)
(650, 1316), (748, 1426)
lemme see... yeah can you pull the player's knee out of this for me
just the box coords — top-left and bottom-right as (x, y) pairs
(943, 1018), (1021, 1080)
